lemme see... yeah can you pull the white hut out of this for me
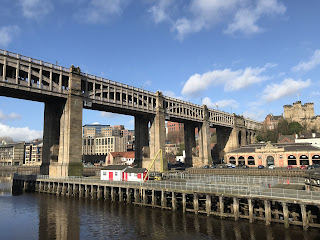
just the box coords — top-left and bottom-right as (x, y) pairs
(100, 165), (128, 181)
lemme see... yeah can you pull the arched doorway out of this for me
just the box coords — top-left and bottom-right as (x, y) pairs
(229, 156), (236, 164)
(299, 155), (309, 165)
(238, 156), (245, 165)
(312, 155), (320, 164)
(248, 156), (255, 166)
(287, 155), (297, 165)
(266, 156), (274, 166)
(238, 131), (242, 146)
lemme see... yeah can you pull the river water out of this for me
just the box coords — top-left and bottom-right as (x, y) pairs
(0, 173), (319, 240)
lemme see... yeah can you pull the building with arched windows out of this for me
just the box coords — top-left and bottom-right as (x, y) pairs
(226, 142), (320, 167)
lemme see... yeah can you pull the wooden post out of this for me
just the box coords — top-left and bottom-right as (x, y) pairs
(152, 190), (156, 207)
(300, 204), (309, 231)
(219, 195), (224, 217)
(206, 195), (211, 216)
(233, 197), (239, 221)
(264, 200), (271, 226)
(119, 188), (124, 203)
(282, 202), (289, 228)
(182, 193), (186, 213)
(248, 198), (254, 223)
(127, 188), (131, 204)
(172, 192), (177, 211)
(161, 191), (167, 208)
(194, 194), (199, 214)
(111, 187), (115, 202)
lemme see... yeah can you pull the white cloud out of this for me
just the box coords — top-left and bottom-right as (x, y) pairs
(19, 0), (53, 19)
(162, 90), (184, 100)
(0, 123), (42, 142)
(148, 0), (173, 24)
(0, 25), (19, 46)
(172, 0), (237, 40)
(262, 78), (311, 102)
(225, 0), (286, 34)
(148, 0), (286, 39)
(202, 97), (239, 109)
(78, 0), (129, 23)
(243, 108), (265, 121)
(100, 112), (121, 118)
(182, 64), (271, 96)
(292, 49), (320, 72)
(0, 110), (21, 121)
(142, 80), (152, 88)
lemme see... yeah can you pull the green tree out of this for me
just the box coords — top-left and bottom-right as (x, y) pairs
(288, 121), (304, 134)
(277, 119), (289, 135)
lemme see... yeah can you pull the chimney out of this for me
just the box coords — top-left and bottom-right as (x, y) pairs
(312, 133), (316, 138)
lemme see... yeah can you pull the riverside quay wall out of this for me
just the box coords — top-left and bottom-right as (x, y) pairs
(12, 174), (320, 231)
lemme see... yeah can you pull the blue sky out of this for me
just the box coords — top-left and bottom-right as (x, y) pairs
(1, 0), (320, 141)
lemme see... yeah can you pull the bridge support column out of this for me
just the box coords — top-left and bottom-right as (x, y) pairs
(49, 66), (83, 177)
(147, 91), (167, 172)
(213, 126), (232, 163)
(195, 105), (212, 167)
(134, 115), (149, 168)
(41, 101), (64, 175)
(184, 122), (196, 167)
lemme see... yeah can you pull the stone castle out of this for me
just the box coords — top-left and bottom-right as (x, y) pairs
(283, 101), (320, 131)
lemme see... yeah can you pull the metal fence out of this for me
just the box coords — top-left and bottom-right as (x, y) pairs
(32, 174), (320, 203)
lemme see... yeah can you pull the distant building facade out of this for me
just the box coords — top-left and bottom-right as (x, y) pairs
(263, 114), (283, 130)
(0, 141), (25, 166)
(106, 151), (135, 165)
(24, 140), (43, 166)
(226, 142), (320, 168)
(295, 133), (320, 147)
(82, 124), (113, 138)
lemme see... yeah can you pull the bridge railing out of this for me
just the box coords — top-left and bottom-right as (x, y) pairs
(1, 49), (262, 127)
(34, 175), (320, 202)
(0, 49), (70, 72)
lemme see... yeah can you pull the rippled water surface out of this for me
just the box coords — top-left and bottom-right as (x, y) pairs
(1, 173), (319, 240)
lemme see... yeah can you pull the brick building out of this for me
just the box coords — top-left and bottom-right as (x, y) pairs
(263, 114), (283, 130)
(226, 142), (320, 168)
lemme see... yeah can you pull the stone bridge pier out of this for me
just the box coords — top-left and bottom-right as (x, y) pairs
(41, 66), (83, 177)
(135, 92), (167, 172)
(213, 115), (256, 163)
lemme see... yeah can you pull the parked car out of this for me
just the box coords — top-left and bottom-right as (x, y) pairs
(210, 165), (216, 169)
(287, 165), (293, 170)
(227, 164), (236, 168)
(258, 165), (264, 169)
(268, 165), (275, 169)
(203, 165), (210, 169)
(236, 164), (249, 169)
(307, 164), (320, 170)
(300, 165), (307, 170)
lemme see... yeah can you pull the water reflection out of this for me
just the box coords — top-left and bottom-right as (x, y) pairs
(38, 195), (80, 240)
(1, 174), (320, 240)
